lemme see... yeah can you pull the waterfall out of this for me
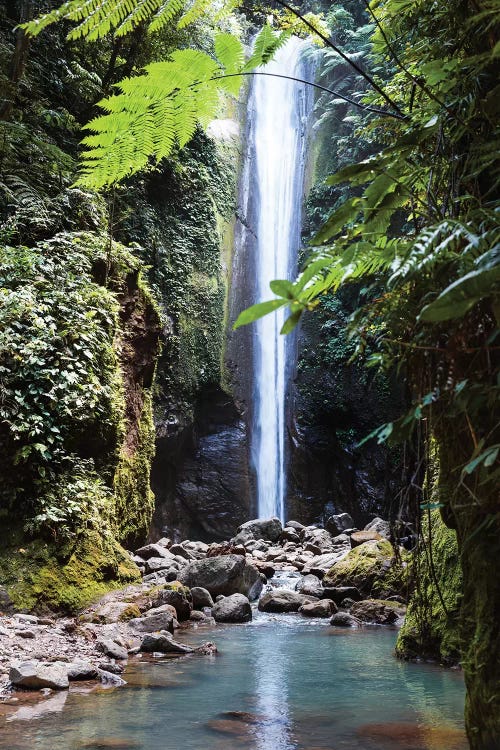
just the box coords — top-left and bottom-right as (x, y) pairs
(248, 37), (313, 523)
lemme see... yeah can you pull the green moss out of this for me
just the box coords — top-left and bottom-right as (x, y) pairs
(118, 604), (142, 621)
(396, 509), (462, 665)
(114, 392), (156, 548)
(0, 525), (139, 614)
(324, 539), (409, 597)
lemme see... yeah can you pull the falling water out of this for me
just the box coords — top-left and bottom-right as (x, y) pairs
(249, 37), (313, 522)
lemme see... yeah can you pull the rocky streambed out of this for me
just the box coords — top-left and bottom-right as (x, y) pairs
(0, 515), (409, 705)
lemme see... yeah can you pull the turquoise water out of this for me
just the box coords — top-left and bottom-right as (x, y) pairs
(0, 613), (466, 750)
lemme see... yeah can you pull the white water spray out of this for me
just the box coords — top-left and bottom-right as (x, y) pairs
(249, 37), (313, 522)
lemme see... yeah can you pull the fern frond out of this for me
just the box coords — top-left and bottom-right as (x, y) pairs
(76, 38), (243, 189)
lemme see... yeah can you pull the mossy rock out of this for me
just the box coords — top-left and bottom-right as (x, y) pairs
(0, 525), (140, 614)
(396, 510), (461, 665)
(323, 540), (409, 597)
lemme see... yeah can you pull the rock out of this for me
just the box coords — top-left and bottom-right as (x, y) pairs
(302, 547), (351, 576)
(212, 593), (252, 623)
(96, 639), (128, 660)
(190, 610), (207, 621)
(321, 586), (362, 604)
(350, 530), (384, 546)
(97, 662), (124, 675)
(156, 537), (172, 548)
(92, 601), (141, 624)
(169, 544), (196, 560)
(215, 594), (225, 602)
(152, 586), (192, 621)
(10, 661), (69, 690)
(135, 543), (173, 560)
(191, 587), (214, 610)
(16, 629), (36, 638)
(299, 599), (337, 617)
(280, 528), (300, 543)
(258, 589), (310, 613)
(97, 669), (126, 686)
(0, 586), (14, 614)
(323, 539), (406, 597)
(128, 609), (175, 634)
(251, 561), (276, 578)
(304, 542), (322, 555)
(350, 599), (404, 624)
(302, 527), (335, 551)
(178, 555), (263, 600)
(15, 614), (38, 624)
(0, 625), (9, 636)
(207, 542), (246, 557)
(145, 556), (176, 574)
(285, 520), (305, 531)
(140, 631), (214, 655)
(232, 517), (282, 544)
(67, 661), (98, 681)
(295, 574), (324, 598)
(326, 513), (355, 536)
(330, 612), (361, 627)
(365, 517), (391, 539)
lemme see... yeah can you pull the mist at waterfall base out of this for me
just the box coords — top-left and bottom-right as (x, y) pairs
(249, 38), (313, 524)
(1, 614), (466, 749)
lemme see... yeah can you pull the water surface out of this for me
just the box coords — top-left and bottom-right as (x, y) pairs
(0, 613), (466, 750)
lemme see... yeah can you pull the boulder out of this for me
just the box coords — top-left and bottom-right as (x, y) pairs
(280, 528), (300, 543)
(321, 586), (362, 604)
(135, 543), (173, 560)
(299, 599), (337, 618)
(330, 612), (361, 627)
(350, 599), (404, 625)
(152, 585), (192, 621)
(258, 589), (310, 613)
(295, 574), (324, 598)
(67, 661), (99, 681)
(365, 517), (391, 539)
(170, 544), (196, 560)
(326, 513), (355, 536)
(128, 608), (175, 634)
(323, 539), (407, 597)
(350, 530), (384, 547)
(301, 546), (351, 577)
(212, 594), (252, 623)
(140, 631), (194, 654)
(285, 520), (305, 531)
(96, 638), (128, 660)
(191, 587), (214, 610)
(232, 518), (282, 544)
(302, 527), (335, 551)
(178, 555), (263, 600)
(10, 661), (69, 690)
(145, 556), (176, 574)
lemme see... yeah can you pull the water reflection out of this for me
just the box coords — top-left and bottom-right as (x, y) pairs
(253, 621), (294, 750)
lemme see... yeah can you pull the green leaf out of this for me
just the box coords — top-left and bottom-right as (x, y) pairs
(463, 445), (500, 475)
(280, 310), (302, 334)
(270, 279), (295, 299)
(419, 262), (500, 322)
(233, 298), (287, 329)
(312, 197), (362, 244)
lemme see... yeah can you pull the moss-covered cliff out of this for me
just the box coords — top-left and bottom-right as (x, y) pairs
(396, 509), (462, 665)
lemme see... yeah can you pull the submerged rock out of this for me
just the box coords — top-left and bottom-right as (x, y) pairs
(212, 593), (252, 623)
(10, 660), (69, 690)
(178, 555), (262, 600)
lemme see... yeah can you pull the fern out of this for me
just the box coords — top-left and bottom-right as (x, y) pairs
(22, 0), (237, 40)
(76, 38), (244, 188)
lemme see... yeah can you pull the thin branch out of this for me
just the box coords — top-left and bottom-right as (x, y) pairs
(271, 0), (406, 118)
(212, 72), (405, 119)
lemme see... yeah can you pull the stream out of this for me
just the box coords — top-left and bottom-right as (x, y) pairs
(0, 612), (466, 750)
